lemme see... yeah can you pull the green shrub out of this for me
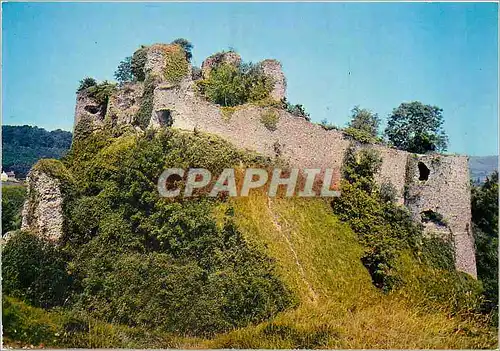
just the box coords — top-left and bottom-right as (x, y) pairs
(58, 129), (293, 335)
(2, 185), (27, 234)
(333, 145), (422, 291)
(420, 236), (455, 271)
(282, 98), (310, 121)
(197, 62), (273, 107)
(134, 75), (156, 128)
(379, 181), (397, 203)
(2, 231), (72, 308)
(86, 81), (117, 107)
(343, 127), (380, 144)
(162, 45), (189, 84)
(318, 119), (339, 131)
(76, 77), (97, 93)
(260, 109), (279, 131)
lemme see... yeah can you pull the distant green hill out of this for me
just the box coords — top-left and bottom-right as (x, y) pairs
(469, 156), (498, 183)
(2, 125), (72, 178)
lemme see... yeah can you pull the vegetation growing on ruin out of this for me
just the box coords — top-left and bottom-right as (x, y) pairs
(134, 75), (156, 129)
(196, 61), (273, 107)
(260, 109), (279, 131)
(85, 80), (117, 107)
(76, 77), (97, 93)
(3, 129), (293, 340)
(171, 38), (193, 62)
(472, 171), (499, 321)
(2, 185), (26, 234)
(331, 145), (483, 312)
(162, 45), (189, 84)
(131, 46), (148, 82)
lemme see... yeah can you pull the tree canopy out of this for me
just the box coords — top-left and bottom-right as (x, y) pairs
(114, 56), (134, 83)
(171, 38), (193, 62)
(384, 101), (448, 154)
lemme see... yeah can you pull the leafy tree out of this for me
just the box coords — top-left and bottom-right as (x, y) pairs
(171, 38), (193, 62)
(471, 171), (498, 317)
(131, 46), (148, 82)
(113, 56), (133, 83)
(76, 77), (97, 93)
(347, 106), (380, 137)
(385, 101), (448, 153)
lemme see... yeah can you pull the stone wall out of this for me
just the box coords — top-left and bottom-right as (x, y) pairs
(21, 168), (64, 242)
(405, 155), (476, 276)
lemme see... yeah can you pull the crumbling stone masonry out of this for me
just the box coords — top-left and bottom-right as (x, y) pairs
(67, 44), (477, 277)
(21, 168), (64, 242)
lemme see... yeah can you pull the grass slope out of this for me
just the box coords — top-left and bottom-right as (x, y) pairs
(199, 194), (497, 349)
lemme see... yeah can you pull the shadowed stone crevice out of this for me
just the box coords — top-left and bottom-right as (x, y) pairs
(156, 109), (173, 127)
(418, 162), (430, 181)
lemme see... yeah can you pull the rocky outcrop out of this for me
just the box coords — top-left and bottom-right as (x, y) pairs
(21, 167), (65, 242)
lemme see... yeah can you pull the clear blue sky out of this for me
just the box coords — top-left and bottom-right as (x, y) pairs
(2, 2), (498, 156)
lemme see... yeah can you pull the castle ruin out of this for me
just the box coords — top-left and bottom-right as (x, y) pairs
(26, 43), (476, 277)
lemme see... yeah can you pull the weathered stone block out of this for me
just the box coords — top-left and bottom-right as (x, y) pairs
(21, 168), (64, 242)
(260, 59), (287, 101)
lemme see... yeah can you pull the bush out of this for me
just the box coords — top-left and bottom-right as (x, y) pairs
(260, 109), (279, 131)
(332, 146), (422, 291)
(343, 127), (380, 144)
(197, 62), (273, 107)
(282, 98), (310, 121)
(86, 81), (117, 107)
(58, 129), (293, 335)
(318, 119), (339, 131)
(134, 75), (156, 128)
(76, 77), (97, 93)
(2, 231), (72, 308)
(2, 185), (27, 234)
(162, 45), (189, 84)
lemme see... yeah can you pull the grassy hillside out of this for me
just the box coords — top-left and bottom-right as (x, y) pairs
(199, 194), (496, 349)
(2, 130), (497, 348)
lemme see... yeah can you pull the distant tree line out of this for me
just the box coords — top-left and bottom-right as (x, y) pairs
(2, 125), (72, 178)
